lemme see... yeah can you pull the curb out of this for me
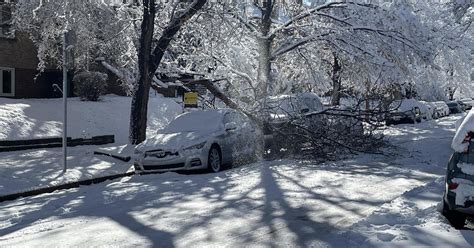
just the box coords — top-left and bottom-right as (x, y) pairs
(0, 171), (135, 203)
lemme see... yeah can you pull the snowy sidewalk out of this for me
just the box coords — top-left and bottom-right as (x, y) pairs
(0, 95), (182, 198)
(0, 145), (134, 197)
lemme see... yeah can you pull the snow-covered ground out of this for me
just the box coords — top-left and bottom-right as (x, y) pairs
(0, 95), (182, 196)
(1, 114), (471, 247)
(0, 94), (182, 143)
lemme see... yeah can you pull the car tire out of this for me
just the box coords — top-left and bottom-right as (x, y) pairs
(416, 117), (421, 123)
(442, 200), (466, 229)
(208, 145), (222, 173)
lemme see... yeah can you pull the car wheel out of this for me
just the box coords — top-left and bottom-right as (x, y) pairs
(208, 145), (222, 173)
(416, 117), (421, 123)
(442, 200), (466, 229)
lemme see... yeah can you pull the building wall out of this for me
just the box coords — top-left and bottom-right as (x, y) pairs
(0, 32), (38, 70)
(0, 32), (72, 98)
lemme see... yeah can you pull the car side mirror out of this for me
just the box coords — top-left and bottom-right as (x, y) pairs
(300, 108), (310, 114)
(225, 122), (237, 131)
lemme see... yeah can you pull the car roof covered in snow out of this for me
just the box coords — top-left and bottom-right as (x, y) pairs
(162, 108), (234, 133)
(390, 99), (421, 112)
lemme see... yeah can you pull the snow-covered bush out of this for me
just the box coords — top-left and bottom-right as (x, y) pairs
(73, 71), (108, 101)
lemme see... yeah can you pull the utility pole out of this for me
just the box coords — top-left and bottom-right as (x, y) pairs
(62, 32), (68, 172)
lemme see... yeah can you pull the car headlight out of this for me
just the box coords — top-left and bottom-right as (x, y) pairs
(183, 142), (206, 151)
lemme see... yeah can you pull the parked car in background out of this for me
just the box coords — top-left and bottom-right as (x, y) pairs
(264, 93), (324, 122)
(134, 109), (262, 173)
(263, 92), (324, 135)
(263, 93), (326, 154)
(446, 101), (463, 114)
(419, 101), (435, 120)
(459, 98), (473, 111)
(434, 101), (450, 117)
(385, 99), (422, 125)
(457, 101), (468, 112)
(417, 101), (432, 120)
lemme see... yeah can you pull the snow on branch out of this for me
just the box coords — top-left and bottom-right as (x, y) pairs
(271, 32), (333, 59)
(210, 54), (257, 92)
(268, 1), (347, 38)
(150, 0), (207, 72)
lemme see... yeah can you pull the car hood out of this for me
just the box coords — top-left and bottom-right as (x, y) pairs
(135, 131), (218, 153)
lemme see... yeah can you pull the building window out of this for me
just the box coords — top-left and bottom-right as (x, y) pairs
(0, 0), (14, 39)
(0, 67), (15, 97)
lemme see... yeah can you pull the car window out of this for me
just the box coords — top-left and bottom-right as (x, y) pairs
(459, 142), (474, 163)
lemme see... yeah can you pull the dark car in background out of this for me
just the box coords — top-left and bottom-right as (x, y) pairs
(447, 101), (463, 114)
(459, 98), (473, 111)
(457, 101), (468, 112)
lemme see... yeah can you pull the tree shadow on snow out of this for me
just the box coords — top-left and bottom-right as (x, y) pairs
(0, 157), (459, 247)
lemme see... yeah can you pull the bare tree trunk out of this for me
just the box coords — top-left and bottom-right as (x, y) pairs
(257, 0), (273, 99)
(129, 0), (207, 144)
(130, 0), (155, 144)
(330, 54), (342, 106)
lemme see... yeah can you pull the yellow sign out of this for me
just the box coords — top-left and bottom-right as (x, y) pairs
(184, 92), (198, 107)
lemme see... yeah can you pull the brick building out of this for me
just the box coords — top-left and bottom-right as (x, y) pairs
(0, 1), (126, 99)
(0, 1), (69, 98)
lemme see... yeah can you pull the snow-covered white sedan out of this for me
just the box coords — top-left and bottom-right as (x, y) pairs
(134, 109), (261, 173)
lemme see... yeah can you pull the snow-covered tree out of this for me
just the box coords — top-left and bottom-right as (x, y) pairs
(13, 0), (140, 94)
(174, 0), (439, 112)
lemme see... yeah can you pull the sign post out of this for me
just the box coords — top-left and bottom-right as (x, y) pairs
(184, 92), (198, 108)
(62, 32), (68, 172)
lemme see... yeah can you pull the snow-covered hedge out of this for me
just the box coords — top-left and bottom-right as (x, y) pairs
(73, 71), (108, 101)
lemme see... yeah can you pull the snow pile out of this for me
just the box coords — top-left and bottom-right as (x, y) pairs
(452, 181), (474, 205)
(452, 109), (474, 152)
(457, 162), (474, 175)
(0, 94), (183, 143)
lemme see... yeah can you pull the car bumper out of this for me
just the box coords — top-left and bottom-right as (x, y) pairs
(445, 188), (474, 215)
(134, 152), (208, 173)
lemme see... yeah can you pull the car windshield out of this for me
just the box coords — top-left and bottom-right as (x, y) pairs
(162, 110), (224, 133)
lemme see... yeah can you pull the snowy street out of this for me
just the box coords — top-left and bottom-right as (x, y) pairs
(1, 1), (472, 247)
(0, 115), (470, 247)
